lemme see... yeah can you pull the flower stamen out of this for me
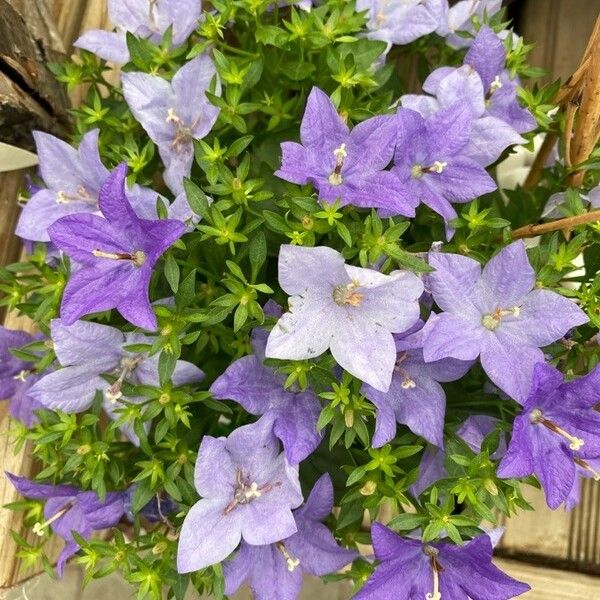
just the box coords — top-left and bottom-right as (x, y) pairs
(530, 409), (585, 450)
(92, 249), (147, 267)
(333, 281), (363, 307)
(223, 471), (279, 514)
(575, 458), (600, 481)
(423, 545), (443, 600)
(481, 306), (521, 331)
(276, 541), (301, 572)
(13, 369), (31, 382)
(32, 501), (74, 536)
(328, 143), (347, 186)
(106, 355), (144, 403)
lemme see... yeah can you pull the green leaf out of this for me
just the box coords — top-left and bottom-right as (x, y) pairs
(164, 253), (180, 294)
(249, 232), (267, 282)
(388, 512), (428, 531)
(176, 270), (197, 309)
(386, 246), (434, 273)
(183, 179), (211, 220)
(158, 351), (177, 387)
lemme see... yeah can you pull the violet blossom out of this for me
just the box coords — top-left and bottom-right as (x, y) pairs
(223, 474), (357, 599)
(354, 522), (529, 599)
(48, 164), (186, 331)
(122, 55), (220, 195)
(7, 473), (125, 576)
(210, 317), (321, 464)
(177, 418), (303, 573)
(497, 362), (600, 509)
(422, 241), (588, 403)
(362, 322), (471, 448)
(442, 0), (502, 48)
(542, 184), (600, 219)
(391, 104), (497, 232)
(29, 319), (203, 443)
(275, 87), (416, 216)
(355, 0), (447, 46)
(0, 327), (46, 427)
(265, 245), (423, 392)
(75, 0), (201, 65)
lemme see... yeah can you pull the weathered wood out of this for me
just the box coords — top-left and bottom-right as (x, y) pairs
(0, 0), (70, 149)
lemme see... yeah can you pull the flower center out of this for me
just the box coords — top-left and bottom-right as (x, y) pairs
(276, 541), (301, 572)
(56, 186), (95, 205)
(394, 352), (416, 389)
(333, 281), (363, 307)
(106, 355), (145, 402)
(530, 408), (585, 450)
(32, 500), (75, 536)
(328, 143), (347, 186)
(13, 369), (32, 382)
(575, 458), (600, 481)
(223, 470), (279, 515)
(411, 161), (448, 179)
(481, 306), (521, 331)
(92, 249), (147, 267)
(166, 108), (199, 152)
(423, 545), (443, 600)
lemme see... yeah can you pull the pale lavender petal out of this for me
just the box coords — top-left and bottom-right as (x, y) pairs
(74, 30), (130, 64)
(422, 312), (486, 362)
(300, 87), (348, 150)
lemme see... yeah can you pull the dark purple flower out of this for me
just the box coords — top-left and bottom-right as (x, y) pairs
(122, 55), (220, 195)
(275, 87), (415, 216)
(354, 523), (529, 599)
(362, 322), (471, 447)
(210, 324), (321, 464)
(223, 474), (357, 599)
(177, 419), (303, 573)
(391, 104), (497, 233)
(48, 164), (186, 331)
(0, 327), (47, 427)
(422, 241), (588, 402)
(7, 473), (125, 576)
(497, 362), (600, 509)
(75, 0), (201, 64)
(265, 245), (424, 392)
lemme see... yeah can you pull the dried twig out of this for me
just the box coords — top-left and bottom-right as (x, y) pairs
(511, 209), (600, 239)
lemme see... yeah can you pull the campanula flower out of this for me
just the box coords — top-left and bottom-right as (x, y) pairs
(442, 0), (502, 48)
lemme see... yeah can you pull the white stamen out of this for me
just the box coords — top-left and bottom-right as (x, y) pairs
(166, 108), (181, 124)
(401, 377), (416, 389)
(276, 542), (301, 572)
(56, 191), (70, 204)
(530, 408), (585, 450)
(482, 306), (521, 331)
(32, 502), (73, 536)
(13, 370), (29, 382)
(490, 75), (503, 93)
(430, 161), (447, 174)
(244, 482), (262, 500)
(328, 143), (347, 185)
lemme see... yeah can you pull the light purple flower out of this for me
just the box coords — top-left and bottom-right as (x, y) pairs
(422, 241), (588, 402)
(275, 87), (414, 215)
(29, 319), (203, 443)
(74, 0), (201, 64)
(177, 419), (303, 573)
(356, 0), (447, 45)
(265, 245), (424, 392)
(48, 164), (186, 331)
(362, 322), (471, 447)
(497, 362), (600, 509)
(0, 327), (46, 427)
(223, 474), (357, 600)
(122, 55), (220, 195)
(7, 473), (125, 576)
(411, 445), (447, 497)
(542, 184), (600, 219)
(354, 523), (529, 600)
(211, 322), (321, 464)
(442, 0), (502, 48)
(391, 104), (497, 232)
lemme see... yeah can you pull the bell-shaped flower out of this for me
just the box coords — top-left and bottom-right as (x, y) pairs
(265, 245), (423, 392)
(422, 241), (588, 403)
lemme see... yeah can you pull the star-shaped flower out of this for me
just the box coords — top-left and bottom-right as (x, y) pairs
(122, 55), (220, 195)
(497, 362), (600, 509)
(265, 245), (423, 392)
(0, 327), (46, 427)
(422, 241), (588, 402)
(29, 319), (203, 443)
(362, 322), (471, 447)
(355, 0), (447, 46)
(275, 87), (415, 216)
(223, 474), (357, 600)
(75, 0), (201, 64)
(210, 317), (321, 464)
(354, 523), (529, 599)
(391, 104), (497, 232)
(48, 164), (186, 331)
(177, 418), (303, 573)
(7, 473), (125, 576)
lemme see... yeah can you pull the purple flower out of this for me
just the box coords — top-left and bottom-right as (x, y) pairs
(411, 445), (447, 497)
(211, 323), (321, 464)
(422, 241), (588, 402)
(29, 319), (203, 443)
(354, 523), (529, 599)
(74, 0), (201, 64)
(16, 130), (108, 242)
(275, 87), (415, 216)
(391, 104), (497, 232)
(177, 419), (303, 573)
(355, 0), (447, 46)
(362, 322), (471, 447)
(542, 184), (600, 219)
(0, 327), (47, 427)
(565, 457), (600, 511)
(443, 0), (502, 48)
(265, 245), (424, 392)
(48, 164), (186, 331)
(497, 362), (600, 509)
(223, 474), (357, 599)
(7, 473), (125, 576)
(122, 55), (220, 195)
